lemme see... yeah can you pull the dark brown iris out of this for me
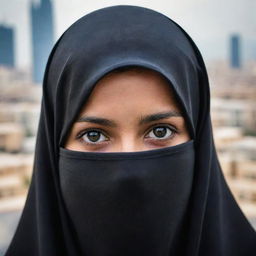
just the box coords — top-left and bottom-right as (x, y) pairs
(87, 131), (101, 142)
(153, 127), (167, 138)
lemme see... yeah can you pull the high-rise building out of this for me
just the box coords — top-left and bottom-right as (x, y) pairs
(230, 34), (241, 69)
(30, 0), (55, 83)
(0, 25), (15, 67)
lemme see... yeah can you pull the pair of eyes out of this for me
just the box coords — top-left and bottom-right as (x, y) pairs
(77, 125), (176, 145)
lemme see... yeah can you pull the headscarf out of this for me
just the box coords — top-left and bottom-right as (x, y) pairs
(5, 5), (256, 256)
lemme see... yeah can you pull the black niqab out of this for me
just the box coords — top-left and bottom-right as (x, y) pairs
(5, 5), (256, 256)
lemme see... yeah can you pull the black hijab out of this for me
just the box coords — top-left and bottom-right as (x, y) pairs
(5, 5), (256, 256)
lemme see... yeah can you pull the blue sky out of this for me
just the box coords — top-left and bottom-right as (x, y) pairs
(0, 0), (255, 69)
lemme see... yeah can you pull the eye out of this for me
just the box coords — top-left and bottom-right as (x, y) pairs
(146, 126), (174, 140)
(79, 130), (108, 144)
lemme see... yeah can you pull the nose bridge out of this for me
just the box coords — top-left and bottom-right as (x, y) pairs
(119, 133), (142, 152)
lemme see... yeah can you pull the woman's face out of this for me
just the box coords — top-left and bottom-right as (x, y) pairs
(65, 68), (190, 152)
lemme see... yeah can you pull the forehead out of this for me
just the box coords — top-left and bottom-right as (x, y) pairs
(100, 66), (170, 84)
(77, 67), (182, 117)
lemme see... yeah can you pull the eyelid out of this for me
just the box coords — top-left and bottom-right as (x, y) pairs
(76, 128), (110, 142)
(144, 123), (178, 138)
(76, 128), (111, 148)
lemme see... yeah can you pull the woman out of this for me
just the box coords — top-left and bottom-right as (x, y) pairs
(6, 5), (256, 256)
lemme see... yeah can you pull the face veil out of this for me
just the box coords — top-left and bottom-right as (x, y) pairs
(5, 5), (256, 256)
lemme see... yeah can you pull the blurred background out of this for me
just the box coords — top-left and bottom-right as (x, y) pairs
(0, 0), (255, 254)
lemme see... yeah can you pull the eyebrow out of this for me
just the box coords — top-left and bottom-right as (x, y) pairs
(76, 111), (182, 127)
(76, 116), (117, 127)
(139, 111), (182, 125)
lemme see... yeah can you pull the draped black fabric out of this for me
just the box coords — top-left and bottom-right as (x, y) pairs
(59, 141), (195, 256)
(5, 5), (256, 256)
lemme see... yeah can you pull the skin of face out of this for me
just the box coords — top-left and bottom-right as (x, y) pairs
(64, 68), (190, 152)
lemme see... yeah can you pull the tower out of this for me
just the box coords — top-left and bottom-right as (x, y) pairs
(230, 34), (241, 69)
(30, 0), (54, 83)
(0, 25), (15, 67)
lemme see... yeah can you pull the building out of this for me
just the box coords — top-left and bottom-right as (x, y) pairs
(0, 153), (33, 211)
(0, 66), (41, 103)
(230, 34), (241, 69)
(0, 67), (38, 211)
(0, 25), (15, 67)
(207, 60), (256, 224)
(211, 98), (256, 132)
(0, 103), (41, 138)
(30, 0), (55, 83)
(214, 133), (256, 219)
(0, 123), (24, 153)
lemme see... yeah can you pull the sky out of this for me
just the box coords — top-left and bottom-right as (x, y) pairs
(0, 0), (255, 69)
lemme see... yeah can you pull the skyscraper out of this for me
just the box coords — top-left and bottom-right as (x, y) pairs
(30, 0), (54, 83)
(230, 34), (241, 69)
(0, 25), (15, 67)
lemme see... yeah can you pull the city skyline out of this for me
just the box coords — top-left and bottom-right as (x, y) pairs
(0, 0), (255, 70)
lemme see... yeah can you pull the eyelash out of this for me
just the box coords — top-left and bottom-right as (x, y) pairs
(77, 128), (110, 146)
(76, 124), (178, 147)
